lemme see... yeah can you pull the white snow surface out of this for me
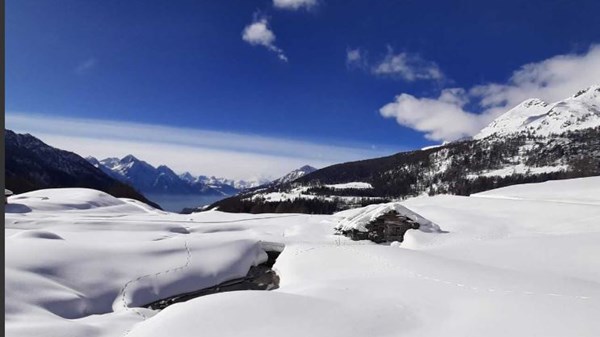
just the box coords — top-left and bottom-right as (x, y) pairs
(471, 176), (600, 205)
(335, 202), (442, 233)
(467, 164), (568, 178)
(475, 84), (600, 139)
(324, 182), (373, 190)
(251, 189), (384, 205)
(6, 178), (600, 337)
(251, 186), (313, 202)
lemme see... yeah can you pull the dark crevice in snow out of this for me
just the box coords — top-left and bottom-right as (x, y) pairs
(143, 250), (282, 310)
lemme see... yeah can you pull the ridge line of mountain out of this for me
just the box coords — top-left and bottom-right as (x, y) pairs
(204, 85), (600, 214)
(5, 130), (162, 209)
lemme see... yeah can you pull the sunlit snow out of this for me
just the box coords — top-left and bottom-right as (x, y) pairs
(5, 177), (600, 337)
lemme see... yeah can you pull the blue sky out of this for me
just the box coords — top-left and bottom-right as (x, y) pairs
(6, 0), (600, 179)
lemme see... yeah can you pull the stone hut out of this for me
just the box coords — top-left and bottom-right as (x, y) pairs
(345, 210), (419, 243)
(335, 202), (441, 244)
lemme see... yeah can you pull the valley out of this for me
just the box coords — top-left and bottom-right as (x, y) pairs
(6, 4), (600, 337)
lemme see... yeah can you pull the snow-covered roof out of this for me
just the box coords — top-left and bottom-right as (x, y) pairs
(335, 202), (442, 233)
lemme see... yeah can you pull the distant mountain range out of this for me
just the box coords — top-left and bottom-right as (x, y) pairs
(180, 165), (317, 213)
(178, 171), (268, 193)
(4, 129), (317, 213)
(5, 130), (160, 208)
(9, 85), (598, 215)
(85, 155), (281, 199)
(209, 85), (600, 214)
(87, 155), (241, 196)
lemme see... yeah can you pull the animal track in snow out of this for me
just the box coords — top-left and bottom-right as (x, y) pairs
(119, 237), (192, 336)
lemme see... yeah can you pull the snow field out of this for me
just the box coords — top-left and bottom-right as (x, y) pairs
(5, 178), (600, 337)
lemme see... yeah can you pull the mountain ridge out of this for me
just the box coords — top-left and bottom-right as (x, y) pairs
(5, 130), (160, 208)
(207, 86), (600, 214)
(87, 156), (239, 196)
(271, 165), (317, 185)
(475, 84), (600, 139)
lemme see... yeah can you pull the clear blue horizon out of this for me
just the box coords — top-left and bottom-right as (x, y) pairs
(6, 0), (600, 179)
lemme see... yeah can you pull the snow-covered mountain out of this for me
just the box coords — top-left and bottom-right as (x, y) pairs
(4, 130), (159, 208)
(209, 86), (600, 214)
(178, 172), (266, 193)
(475, 85), (600, 139)
(88, 155), (240, 196)
(182, 165), (318, 213)
(231, 178), (271, 190)
(271, 165), (317, 185)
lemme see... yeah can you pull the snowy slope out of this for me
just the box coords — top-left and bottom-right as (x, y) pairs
(129, 178), (600, 337)
(6, 177), (600, 337)
(471, 176), (600, 205)
(475, 85), (600, 139)
(325, 182), (373, 189)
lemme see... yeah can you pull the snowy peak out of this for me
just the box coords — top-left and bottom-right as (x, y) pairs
(179, 172), (197, 183)
(231, 178), (271, 190)
(85, 156), (101, 167)
(272, 165), (317, 185)
(298, 165), (317, 172)
(98, 157), (121, 168)
(179, 172), (265, 194)
(157, 165), (178, 176)
(475, 85), (600, 139)
(120, 154), (140, 164)
(573, 85), (600, 99)
(85, 155), (248, 198)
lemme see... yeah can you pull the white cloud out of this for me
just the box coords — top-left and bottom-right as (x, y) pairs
(470, 44), (600, 117)
(347, 46), (443, 82)
(379, 45), (600, 142)
(242, 17), (288, 62)
(273, 0), (317, 10)
(346, 48), (367, 69)
(6, 113), (396, 181)
(380, 89), (483, 141)
(75, 58), (96, 74)
(372, 48), (444, 81)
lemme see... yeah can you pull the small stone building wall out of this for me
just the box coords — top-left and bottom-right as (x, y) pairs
(343, 211), (420, 243)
